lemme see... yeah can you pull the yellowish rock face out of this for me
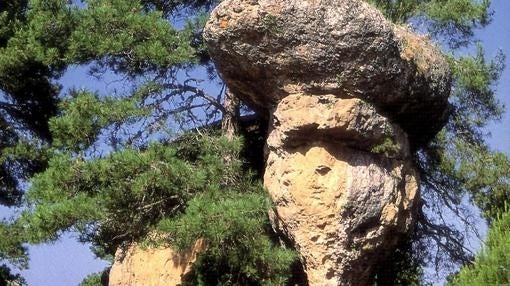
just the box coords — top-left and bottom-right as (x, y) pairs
(109, 0), (452, 283)
(265, 95), (419, 285)
(108, 239), (206, 286)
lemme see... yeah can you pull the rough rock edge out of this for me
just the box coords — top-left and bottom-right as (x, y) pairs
(108, 239), (206, 286)
(204, 0), (451, 148)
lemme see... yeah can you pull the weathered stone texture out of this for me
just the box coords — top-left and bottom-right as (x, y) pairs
(204, 0), (451, 147)
(265, 95), (418, 285)
(110, 0), (451, 284)
(108, 240), (206, 286)
(204, 0), (450, 285)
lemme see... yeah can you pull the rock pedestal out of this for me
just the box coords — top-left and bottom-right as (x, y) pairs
(204, 0), (451, 148)
(204, 0), (451, 285)
(264, 94), (418, 285)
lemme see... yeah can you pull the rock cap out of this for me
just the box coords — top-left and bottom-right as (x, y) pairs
(204, 0), (452, 147)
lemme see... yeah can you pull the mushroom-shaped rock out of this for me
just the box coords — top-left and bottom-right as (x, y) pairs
(204, 0), (451, 285)
(204, 0), (451, 147)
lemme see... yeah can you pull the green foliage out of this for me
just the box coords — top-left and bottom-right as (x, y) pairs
(49, 90), (149, 152)
(0, 0), (62, 205)
(370, 137), (401, 157)
(79, 275), (102, 286)
(0, 224), (27, 269)
(158, 191), (297, 285)
(0, 138), (49, 206)
(140, 0), (218, 17)
(0, 0), (213, 206)
(366, 0), (421, 24)
(366, 0), (491, 46)
(422, 0), (490, 43)
(0, 0), (27, 46)
(426, 135), (510, 219)
(449, 208), (510, 285)
(447, 46), (505, 138)
(79, 272), (106, 286)
(67, 0), (196, 75)
(0, 1), (226, 281)
(0, 0), (75, 69)
(20, 134), (232, 251)
(0, 224), (27, 285)
(17, 132), (296, 283)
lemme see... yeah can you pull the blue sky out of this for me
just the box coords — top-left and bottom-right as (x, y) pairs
(7, 1), (510, 285)
(480, 1), (510, 154)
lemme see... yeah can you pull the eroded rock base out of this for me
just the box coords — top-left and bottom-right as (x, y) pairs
(108, 240), (206, 286)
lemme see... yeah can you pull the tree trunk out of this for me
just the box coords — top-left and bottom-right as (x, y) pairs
(221, 88), (240, 139)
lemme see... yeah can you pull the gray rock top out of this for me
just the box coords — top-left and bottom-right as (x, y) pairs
(204, 0), (452, 148)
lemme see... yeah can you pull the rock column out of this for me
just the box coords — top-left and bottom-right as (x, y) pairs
(264, 94), (418, 285)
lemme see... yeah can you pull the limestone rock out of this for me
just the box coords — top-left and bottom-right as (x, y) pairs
(108, 240), (206, 286)
(201, 1), (452, 285)
(204, 0), (451, 147)
(267, 94), (409, 157)
(265, 94), (418, 285)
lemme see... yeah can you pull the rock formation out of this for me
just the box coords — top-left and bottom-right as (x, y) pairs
(204, 0), (450, 148)
(264, 94), (418, 285)
(204, 0), (451, 285)
(108, 239), (206, 286)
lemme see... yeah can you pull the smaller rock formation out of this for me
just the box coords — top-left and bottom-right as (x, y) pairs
(108, 239), (206, 286)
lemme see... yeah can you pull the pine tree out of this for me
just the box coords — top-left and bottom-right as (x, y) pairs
(449, 207), (510, 285)
(1, 1), (296, 285)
